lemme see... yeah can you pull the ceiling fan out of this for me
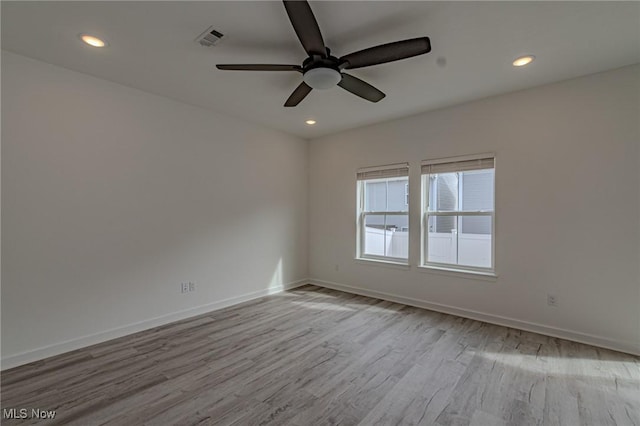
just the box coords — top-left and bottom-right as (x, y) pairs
(216, 1), (431, 107)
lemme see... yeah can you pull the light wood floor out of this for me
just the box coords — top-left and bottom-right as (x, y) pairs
(2, 285), (639, 425)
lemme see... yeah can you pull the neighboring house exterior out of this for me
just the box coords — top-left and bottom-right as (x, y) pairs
(429, 169), (494, 235)
(363, 170), (493, 234)
(364, 178), (409, 230)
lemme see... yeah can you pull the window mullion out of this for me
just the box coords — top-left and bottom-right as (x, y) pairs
(456, 215), (461, 265)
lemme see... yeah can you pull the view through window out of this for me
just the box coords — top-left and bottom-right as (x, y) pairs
(422, 156), (495, 271)
(357, 165), (409, 262)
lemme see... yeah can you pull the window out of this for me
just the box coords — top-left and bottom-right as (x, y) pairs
(357, 164), (409, 263)
(421, 155), (495, 273)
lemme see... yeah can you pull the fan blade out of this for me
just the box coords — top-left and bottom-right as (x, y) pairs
(283, 1), (326, 56)
(338, 73), (385, 103)
(340, 37), (431, 69)
(284, 82), (312, 107)
(216, 64), (302, 72)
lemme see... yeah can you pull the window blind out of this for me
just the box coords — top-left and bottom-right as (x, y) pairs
(357, 163), (409, 180)
(421, 157), (494, 175)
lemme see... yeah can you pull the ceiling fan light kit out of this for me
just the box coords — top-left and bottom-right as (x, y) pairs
(216, 0), (431, 107)
(303, 67), (341, 90)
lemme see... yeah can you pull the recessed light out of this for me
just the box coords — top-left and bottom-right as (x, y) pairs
(79, 34), (107, 48)
(513, 55), (535, 67)
(305, 119), (317, 125)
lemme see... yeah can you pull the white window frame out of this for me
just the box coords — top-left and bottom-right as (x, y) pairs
(421, 154), (496, 275)
(356, 164), (409, 265)
(405, 182), (409, 206)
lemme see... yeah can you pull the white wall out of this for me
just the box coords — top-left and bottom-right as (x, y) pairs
(3, 50), (639, 368)
(309, 64), (640, 355)
(1, 51), (308, 367)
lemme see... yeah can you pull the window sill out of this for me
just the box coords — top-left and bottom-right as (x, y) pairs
(418, 265), (498, 281)
(355, 257), (410, 270)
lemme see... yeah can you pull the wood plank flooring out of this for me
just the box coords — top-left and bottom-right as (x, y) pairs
(1, 285), (639, 425)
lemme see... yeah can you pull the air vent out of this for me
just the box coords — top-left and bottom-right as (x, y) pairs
(195, 26), (224, 47)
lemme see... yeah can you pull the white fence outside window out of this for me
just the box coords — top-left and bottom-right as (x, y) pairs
(363, 227), (490, 267)
(363, 227), (409, 259)
(427, 231), (491, 268)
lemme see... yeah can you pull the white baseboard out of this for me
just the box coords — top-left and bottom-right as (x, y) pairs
(5, 277), (637, 370)
(309, 278), (640, 356)
(1, 280), (308, 370)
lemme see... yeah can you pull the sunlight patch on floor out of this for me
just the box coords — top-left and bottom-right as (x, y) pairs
(479, 350), (640, 383)
(291, 301), (356, 312)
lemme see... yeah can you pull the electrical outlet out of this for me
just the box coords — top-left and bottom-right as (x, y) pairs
(181, 283), (189, 294)
(189, 282), (195, 292)
(547, 294), (558, 307)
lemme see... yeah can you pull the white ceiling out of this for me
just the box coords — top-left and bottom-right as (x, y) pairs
(2, 1), (639, 139)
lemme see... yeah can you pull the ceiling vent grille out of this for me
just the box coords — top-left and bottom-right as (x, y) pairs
(195, 26), (224, 47)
